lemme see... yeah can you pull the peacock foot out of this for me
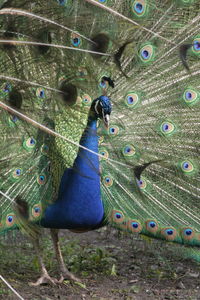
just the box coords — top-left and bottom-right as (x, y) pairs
(58, 271), (81, 284)
(29, 273), (58, 286)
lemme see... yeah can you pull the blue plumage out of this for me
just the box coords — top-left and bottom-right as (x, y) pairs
(41, 96), (111, 230)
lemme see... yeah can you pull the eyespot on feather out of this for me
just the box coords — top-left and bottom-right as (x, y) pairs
(23, 137), (36, 151)
(131, 0), (149, 18)
(11, 168), (23, 181)
(181, 227), (195, 241)
(36, 87), (46, 99)
(82, 94), (92, 106)
(158, 120), (176, 137)
(128, 219), (142, 233)
(139, 43), (156, 63)
(108, 125), (119, 136)
(103, 175), (113, 187)
(37, 174), (47, 185)
(6, 214), (15, 227)
(99, 147), (109, 160)
(145, 220), (159, 233)
(125, 92), (140, 108)
(183, 88), (200, 106)
(161, 227), (177, 241)
(71, 33), (81, 47)
(178, 159), (197, 175)
(110, 210), (125, 224)
(32, 204), (42, 218)
(137, 178), (147, 190)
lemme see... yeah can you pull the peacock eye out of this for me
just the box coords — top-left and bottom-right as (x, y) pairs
(34, 207), (40, 213)
(135, 3), (143, 13)
(103, 175), (113, 187)
(32, 204), (42, 218)
(183, 88), (199, 105)
(137, 178), (147, 190)
(181, 227), (194, 240)
(149, 221), (156, 228)
(82, 94), (91, 106)
(36, 88), (46, 99)
(110, 210), (125, 224)
(192, 37), (200, 56)
(141, 49), (149, 59)
(193, 40), (200, 51)
(6, 214), (15, 226)
(124, 146), (131, 153)
(139, 44), (155, 63)
(23, 137), (36, 151)
(128, 96), (133, 103)
(161, 227), (177, 241)
(12, 168), (23, 180)
(165, 229), (174, 235)
(160, 121), (176, 136)
(7, 215), (13, 222)
(132, 222), (138, 228)
(30, 138), (35, 145)
(125, 92), (140, 108)
(108, 125), (119, 136)
(128, 220), (142, 233)
(163, 124), (169, 131)
(37, 174), (47, 185)
(122, 144), (136, 157)
(115, 212), (122, 219)
(181, 160), (194, 173)
(146, 220), (159, 233)
(184, 228), (193, 236)
(132, 0), (147, 17)
(99, 148), (109, 160)
(71, 33), (81, 47)
(40, 90), (44, 98)
(185, 91), (192, 100)
(98, 0), (107, 3)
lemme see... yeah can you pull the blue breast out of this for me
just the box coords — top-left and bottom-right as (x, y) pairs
(40, 118), (104, 229)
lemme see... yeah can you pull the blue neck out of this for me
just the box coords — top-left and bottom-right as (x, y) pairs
(41, 118), (104, 230)
(73, 118), (100, 179)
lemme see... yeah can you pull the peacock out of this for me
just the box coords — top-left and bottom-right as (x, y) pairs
(0, 0), (200, 286)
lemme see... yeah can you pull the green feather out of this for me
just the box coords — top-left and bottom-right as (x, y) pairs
(0, 0), (200, 265)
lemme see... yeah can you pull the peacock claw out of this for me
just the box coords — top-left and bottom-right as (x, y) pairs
(28, 274), (58, 286)
(59, 272), (81, 284)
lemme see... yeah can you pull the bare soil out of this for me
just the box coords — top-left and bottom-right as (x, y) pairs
(0, 228), (200, 300)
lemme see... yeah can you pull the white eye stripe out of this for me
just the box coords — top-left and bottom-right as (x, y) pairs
(94, 100), (99, 114)
(104, 114), (109, 124)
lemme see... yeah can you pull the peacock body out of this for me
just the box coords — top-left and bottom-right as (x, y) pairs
(0, 0), (200, 276)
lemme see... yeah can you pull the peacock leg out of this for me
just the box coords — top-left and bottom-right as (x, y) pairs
(50, 228), (81, 283)
(29, 237), (58, 286)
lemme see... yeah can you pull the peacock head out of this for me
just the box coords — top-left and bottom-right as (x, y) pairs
(91, 95), (112, 128)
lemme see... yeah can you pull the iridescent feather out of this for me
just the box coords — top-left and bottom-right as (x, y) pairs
(0, 0), (200, 280)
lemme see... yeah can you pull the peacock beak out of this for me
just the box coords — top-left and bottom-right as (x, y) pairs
(103, 114), (110, 129)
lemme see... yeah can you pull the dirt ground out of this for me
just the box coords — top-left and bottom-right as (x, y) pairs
(0, 228), (200, 300)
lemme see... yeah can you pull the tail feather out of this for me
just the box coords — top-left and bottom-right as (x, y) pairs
(0, 0), (200, 261)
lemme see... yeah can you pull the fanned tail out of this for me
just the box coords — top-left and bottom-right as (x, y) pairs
(0, 0), (200, 262)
